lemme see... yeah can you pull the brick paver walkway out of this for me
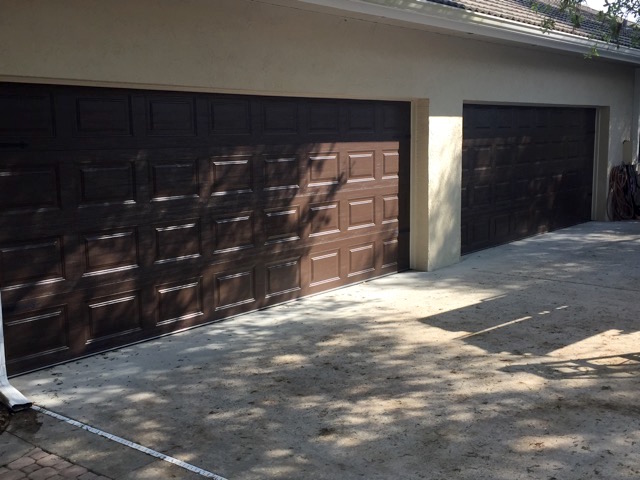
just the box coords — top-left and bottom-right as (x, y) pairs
(0, 447), (110, 480)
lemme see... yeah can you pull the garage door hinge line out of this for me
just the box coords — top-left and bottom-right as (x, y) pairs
(0, 294), (32, 412)
(31, 405), (227, 480)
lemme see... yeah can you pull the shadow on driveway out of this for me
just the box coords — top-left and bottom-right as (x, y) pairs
(7, 221), (640, 480)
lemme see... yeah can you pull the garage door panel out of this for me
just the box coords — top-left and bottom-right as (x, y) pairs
(0, 165), (61, 212)
(214, 267), (257, 312)
(145, 96), (197, 137)
(382, 238), (399, 270)
(84, 289), (143, 345)
(382, 150), (400, 179)
(308, 201), (341, 237)
(264, 205), (302, 244)
(81, 227), (140, 276)
(347, 242), (376, 277)
(462, 105), (594, 254)
(209, 98), (253, 136)
(262, 100), (300, 135)
(346, 150), (376, 183)
(263, 154), (301, 191)
(153, 220), (202, 264)
(212, 211), (256, 253)
(1, 236), (66, 289)
(309, 152), (341, 187)
(73, 94), (133, 137)
(347, 197), (376, 230)
(210, 153), (254, 196)
(0, 91), (55, 138)
(77, 160), (137, 206)
(0, 83), (410, 374)
(155, 277), (205, 327)
(265, 257), (302, 299)
(4, 303), (70, 367)
(309, 248), (341, 288)
(149, 159), (201, 201)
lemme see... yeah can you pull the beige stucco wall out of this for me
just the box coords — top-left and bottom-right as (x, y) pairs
(0, 0), (635, 270)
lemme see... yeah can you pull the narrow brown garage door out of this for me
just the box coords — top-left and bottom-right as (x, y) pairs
(462, 105), (595, 254)
(0, 83), (410, 374)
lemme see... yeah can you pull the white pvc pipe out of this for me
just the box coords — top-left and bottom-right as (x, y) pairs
(0, 294), (31, 411)
(33, 406), (227, 479)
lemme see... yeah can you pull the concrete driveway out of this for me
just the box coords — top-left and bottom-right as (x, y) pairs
(4, 221), (640, 479)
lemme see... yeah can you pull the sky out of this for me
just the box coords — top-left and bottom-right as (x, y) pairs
(584, 0), (606, 11)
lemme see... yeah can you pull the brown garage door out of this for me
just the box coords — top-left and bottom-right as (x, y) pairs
(0, 83), (410, 375)
(462, 105), (595, 254)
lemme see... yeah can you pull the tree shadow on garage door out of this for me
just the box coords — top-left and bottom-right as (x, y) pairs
(0, 83), (412, 375)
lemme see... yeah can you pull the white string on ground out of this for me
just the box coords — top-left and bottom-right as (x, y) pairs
(32, 405), (228, 480)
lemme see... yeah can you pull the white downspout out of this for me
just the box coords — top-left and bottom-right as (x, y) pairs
(0, 294), (31, 411)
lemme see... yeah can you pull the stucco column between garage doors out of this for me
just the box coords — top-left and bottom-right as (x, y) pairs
(410, 98), (462, 272)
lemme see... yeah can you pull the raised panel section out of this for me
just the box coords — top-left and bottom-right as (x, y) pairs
(5, 307), (68, 362)
(382, 239), (398, 268)
(471, 219), (491, 244)
(495, 145), (514, 167)
(348, 152), (375, 183)
(309, 153), (339, 187)
(83, 229), (138, 275)
(382, 151), (399, 179)
(155, 222), (201, 263)
(348, 243), (375, 277)
(382, 196), (399, 224)
(78, 162), (136, 205)
(0, 238), (64, 288)
(494, 181), (511, 202)
(264, 155), (299, 191)
(472, 184), (491, 206)
(266, 258), (301, 297)
(494, 214), (510, 238)
(347, 104), (375, 133)
(210, 99), (251, 135)
(75, 96), (131, 136)
(86, 291), (142, 343)
(308, 102), (340, 134)
(310, 250), (340, 287)
(211, 155), (252, 196)
(147, 97), (195, 136)
(309, 202), (340, 237)
(474, 147), (492, 169)
(0, 167), (59, 211)
(215, 269), (255, 310)
(264, 206), (300, 244)
(263, 101), (298, 134)
(157, 279), (204, 325)
(382, 104), (407, 132)
(213, 213), (254, 253)
(0, 93), (54, 137)
(151, 159), (199, 200)
(348, 198), (375, 230)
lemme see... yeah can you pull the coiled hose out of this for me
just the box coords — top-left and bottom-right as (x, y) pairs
(607, 164), (640, 220)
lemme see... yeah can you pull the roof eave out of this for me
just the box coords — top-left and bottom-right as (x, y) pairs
(281, 0), (640, 65)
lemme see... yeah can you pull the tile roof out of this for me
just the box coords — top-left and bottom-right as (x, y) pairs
(421, 0), (639, 48)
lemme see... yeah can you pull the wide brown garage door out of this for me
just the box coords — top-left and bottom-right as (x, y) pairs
(462, 105), (595, 254)
(0, 83), (410, 374)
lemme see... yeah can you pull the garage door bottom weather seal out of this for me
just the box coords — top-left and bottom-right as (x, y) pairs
(32, 405), (227, 479)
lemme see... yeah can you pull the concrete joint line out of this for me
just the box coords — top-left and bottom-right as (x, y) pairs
(31, 405), (228, 480)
